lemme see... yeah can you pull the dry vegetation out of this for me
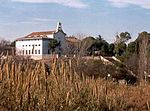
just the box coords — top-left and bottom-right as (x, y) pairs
(0, 56), (150, 111)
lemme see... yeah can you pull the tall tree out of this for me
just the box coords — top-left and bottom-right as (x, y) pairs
(115, 32), (131, 44)
(94, 35), (109, 56)
(114, 32), (131, 56)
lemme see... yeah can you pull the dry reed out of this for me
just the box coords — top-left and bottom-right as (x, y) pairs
(0, 56), (149, 111)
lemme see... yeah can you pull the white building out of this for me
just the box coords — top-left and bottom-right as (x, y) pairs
(15, 22), (67, 60)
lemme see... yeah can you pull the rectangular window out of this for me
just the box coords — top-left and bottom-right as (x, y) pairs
(48, 49), (50, 54)
(38, 50), (40, 54)
(35, 50), (37, 54)
(38, 44), (40, 46)
(29, 50), (31, 54)
(32, 50), (34, 54)
(22, 50), (24, 55)
(26, 50), (28, 54)
(23, 45), (24, 47)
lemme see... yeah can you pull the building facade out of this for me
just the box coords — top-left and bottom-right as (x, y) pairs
(15, 22), (67, 60)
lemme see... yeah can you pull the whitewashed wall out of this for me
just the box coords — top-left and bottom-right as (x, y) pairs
(47, 34), (54, 38)
(16, 39), (43, 59)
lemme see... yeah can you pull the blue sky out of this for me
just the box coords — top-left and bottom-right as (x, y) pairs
(0, 0), (150, 42)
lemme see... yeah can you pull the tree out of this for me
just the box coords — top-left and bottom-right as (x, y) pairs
(66, 36), (80, 56)
(108, 43), (115, 56)
(72, 33), (87, 56)
(115, 43), (127, 56)
(80, 36), (96, 56)
(114, 32), (131, 56)
(100, 43), (109, 55)
(115, 32), (131, 44)
(49, 39), (60, 54)
(126, 41), (137, 55)
(94, 35), (109, 56)
(10, 41), (15, 47)
(0, 39), (13, 55)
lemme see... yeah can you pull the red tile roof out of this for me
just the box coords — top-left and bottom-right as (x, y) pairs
(16, 29), (66, 41)
(16, 31), (55, 41)
(25, 31), (55, 38)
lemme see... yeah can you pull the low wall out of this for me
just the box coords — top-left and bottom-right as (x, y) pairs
(31, 55), (43, 60)
(42, 54), (59, 60)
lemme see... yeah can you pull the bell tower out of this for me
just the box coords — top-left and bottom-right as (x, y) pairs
(56, 22), (62, 32)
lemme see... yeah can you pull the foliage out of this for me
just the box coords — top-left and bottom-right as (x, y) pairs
(115, 32), (131, 44)
(114, 32), (131, 56)
(108, 43), (115, 56)
(68, 34), (114, 56)
(114, 43), (127, 56)
(10, 41), (15, 47)
(49, 39), (60, 54)
(75, 32), (132, 57)
(92, 35), (109, 56)
(126, 41), (137, 56)
(0, 39), (14, 55)
(80, 36), (96, 56)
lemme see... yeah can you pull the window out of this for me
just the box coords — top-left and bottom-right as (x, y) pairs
(29, 45), (31, 47)
(38, 44), (40, 46)
(23, 45), (24, 47)
(22, 50), (24, 55)
(48, 49), (50, 54)
(32, 50), (34, 54)
(26, 45), (27, 47)
(38, 50), (40, 54)
(35, 50), (37, 54)
(29, 50), (31, 54)
(35, 44), (37, 46)
(26, 50), (28, 54)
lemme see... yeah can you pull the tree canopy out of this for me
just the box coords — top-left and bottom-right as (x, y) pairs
(49, 39), (60, 54)
(114, 32), (131, 56)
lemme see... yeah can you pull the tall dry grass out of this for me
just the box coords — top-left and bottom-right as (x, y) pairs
(0, 57), (149, 111)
